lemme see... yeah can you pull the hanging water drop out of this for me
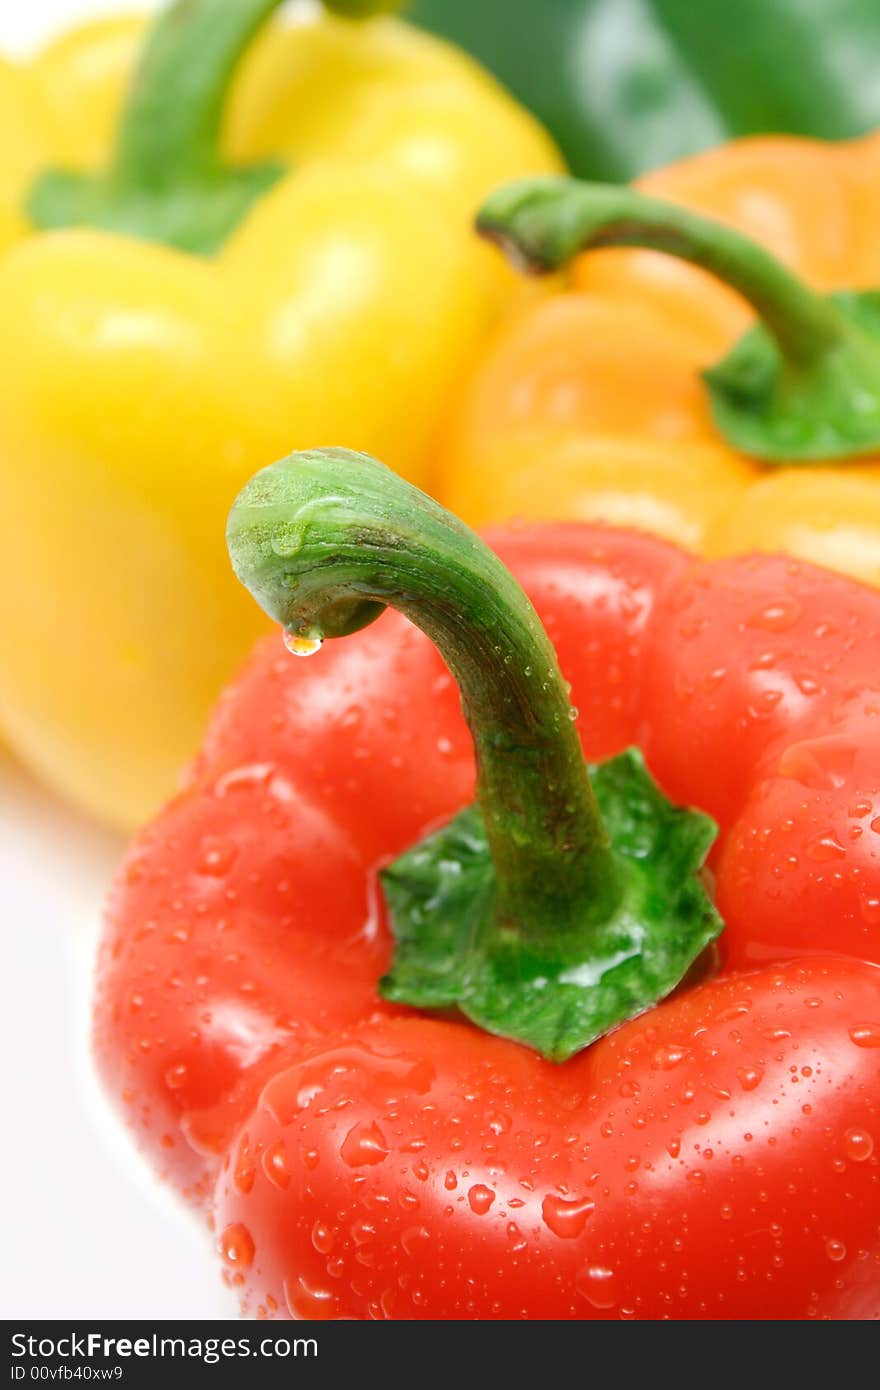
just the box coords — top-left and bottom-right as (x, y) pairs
(283, 630), (323, 658)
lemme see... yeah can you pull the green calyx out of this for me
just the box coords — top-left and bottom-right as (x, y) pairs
(478, 175), (880, 464)
(27, 0), (401, 256)
(382, 750), (721, 1060)
(227, 447), (723, 1061)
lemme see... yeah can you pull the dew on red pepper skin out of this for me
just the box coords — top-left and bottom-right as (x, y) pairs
(350, 1217), (376, 1246)
(468, 1184), (495, 1215)
(747, 598), (802, 632)
(541, 1194), (596, 1239)
(340, 1121), (389, 1167)
(311, 1221), (335, 1255)
(197, 838), (238, 877)
(652, 1044), (688, 1070)
(826, 1240), (847, 1262)
(219, 1223), (255, 1268)
(400, 1225), (431, 1257)
(314, 1048), (430, 1119)
(262, 1139), (290, 1190)
(576, 1264), (619, 1309)
(213, 762), (275, 798)
(849, 1023), (880, 1048)
(842, 1128), (874, 1162)
(234, 1138), (256, 1195)
(778, 739), (856, 791)
(283, 1275), (339, 1319)
(859, 895), (880, 925)
(805, 834), (847, 863)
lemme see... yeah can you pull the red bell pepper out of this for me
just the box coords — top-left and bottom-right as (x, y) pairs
(95, 449), (880, 1320)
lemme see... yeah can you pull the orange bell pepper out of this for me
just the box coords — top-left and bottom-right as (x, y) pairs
(438, 133), (880, 588)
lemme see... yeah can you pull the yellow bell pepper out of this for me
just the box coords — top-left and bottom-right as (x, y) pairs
(439, 134), (880, 586)
(0, 0), (560, 829)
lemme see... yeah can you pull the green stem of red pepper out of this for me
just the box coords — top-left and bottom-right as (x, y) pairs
(478, 176), (880, 463)
(228, 448), (723, 1060)
(228, 447), (617, 930)
(26, 0), (401, 255)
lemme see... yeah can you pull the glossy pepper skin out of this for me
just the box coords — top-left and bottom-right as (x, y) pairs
(0, 1), (559, 829)
(96, 453), (880, 1320)
(409, 0), (880, 181)
(439, 132), (880, 590)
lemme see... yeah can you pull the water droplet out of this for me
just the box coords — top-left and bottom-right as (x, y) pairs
(234, 1140), (256, 1195)
(747, 598), (801, 633)
(507, 1222), (527, 1251)
(778, 739), (856, 791)
(467, 1184), (495, 1215)
(825, 1239), (847, 1262)
(214, 761), (275, 797)
(261, 1045), (434, 1125)
(284, 1275), (340, 1320)
(805, 834), (846, 863)
(340, 1120), (389, 1167)
(843, 1128), (874, 1162)
(542, 1193), (596, 1239)
(219, 1223), (254, 1268)
(198, 837), (238, 877)
(859, 895), (880, 926)
(400, 1225), (431, 1257)
(164, 1063), (188, 1091)
(311, 1221), (335, 1255)
(850, 1023), (880, 1048)
(283, 631), (323, 658)
(576, 1264), (618, 1309)
(262, 1139), (290, 1190)
(379, 1287), (397, 1319)
(652, 1044), (688, 1070)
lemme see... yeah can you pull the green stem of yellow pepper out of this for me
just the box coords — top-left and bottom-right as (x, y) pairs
(27, 0), (401, 256)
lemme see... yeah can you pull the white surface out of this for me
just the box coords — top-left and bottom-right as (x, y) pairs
(0, 2), (236, 1321)
(0, 758), (236, 1320)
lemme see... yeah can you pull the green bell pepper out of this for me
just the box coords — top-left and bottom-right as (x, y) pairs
(408, 0), (880, 179)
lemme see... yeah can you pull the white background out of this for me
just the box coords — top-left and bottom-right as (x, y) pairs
(1, 1), (237, 1321)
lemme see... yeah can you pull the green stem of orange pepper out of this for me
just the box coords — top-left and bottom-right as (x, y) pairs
(479, 176), (880, 463)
